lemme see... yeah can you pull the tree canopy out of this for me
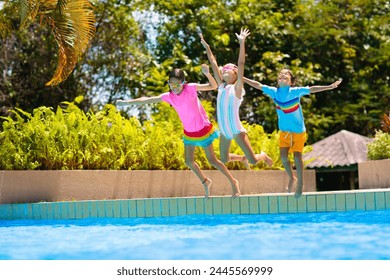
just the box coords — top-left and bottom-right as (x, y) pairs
(1, 0), (389, 143)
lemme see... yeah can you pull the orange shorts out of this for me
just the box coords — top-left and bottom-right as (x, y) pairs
(279, 131), (307, 153)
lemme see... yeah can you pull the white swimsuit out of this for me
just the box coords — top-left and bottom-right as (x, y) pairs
(217, 84), (247, 140)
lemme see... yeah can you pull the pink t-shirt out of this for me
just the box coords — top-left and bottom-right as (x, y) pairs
(161, 83), (210, 132)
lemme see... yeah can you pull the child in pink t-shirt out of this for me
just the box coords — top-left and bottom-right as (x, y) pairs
(116, 64), (240, 198)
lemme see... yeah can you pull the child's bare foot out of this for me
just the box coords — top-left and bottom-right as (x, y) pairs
(202, 178), (212, 198)
(231, 179), (241, 197)
(294, 183), (303, 198)
(242, 156), (251, 170)
(286, 177), (297, 193)
(260, 152), (273, 167)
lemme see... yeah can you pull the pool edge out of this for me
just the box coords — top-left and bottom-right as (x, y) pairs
(1, 189), (389, 220)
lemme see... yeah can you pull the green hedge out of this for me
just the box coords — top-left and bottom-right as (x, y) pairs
(0, 97), (283, 170)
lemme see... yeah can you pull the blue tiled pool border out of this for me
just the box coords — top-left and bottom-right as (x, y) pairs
(1, 189), (389, 220)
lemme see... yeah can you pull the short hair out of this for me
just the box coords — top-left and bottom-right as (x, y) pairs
(280, 69), (296, 86)
(169, 68), (185, 82)
(283, 69), (297, 86)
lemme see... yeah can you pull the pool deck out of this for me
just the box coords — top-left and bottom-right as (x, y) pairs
(1, 188), (389, 220)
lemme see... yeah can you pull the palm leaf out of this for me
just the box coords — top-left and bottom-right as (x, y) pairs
(0, 0), (96, 86)
(0, 21), (11, 37)
(0, 0), (18, 37)
(40, 0), (96, 86)
(19, 0), (40, 29)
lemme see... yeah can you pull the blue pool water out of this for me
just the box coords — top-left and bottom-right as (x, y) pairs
(0, 210), (389, 260)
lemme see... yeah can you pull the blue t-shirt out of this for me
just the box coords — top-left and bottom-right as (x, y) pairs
(262, 85), (310, 133)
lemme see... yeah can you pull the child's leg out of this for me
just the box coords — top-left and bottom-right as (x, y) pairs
(234, 132), (273, 166)
(184, 144), (212, 198)
(290, 132), (306, 198)
(280, 147), (297, 193)
(220, 133), (250, 169)
(203, 143), (240, 197)
(219, 134), (240, 163)
(293, 152), (304, 198)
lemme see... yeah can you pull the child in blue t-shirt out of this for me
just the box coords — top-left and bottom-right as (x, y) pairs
(244, 69), (342, 198)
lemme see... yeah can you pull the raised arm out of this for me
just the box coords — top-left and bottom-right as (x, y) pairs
(235, 28), (250, 99)
(243, 77), (264, 91)
(116, 95), (163, 107)
(309, 79), (342, 93)
(199, 33), (223, 85)
(196, 64), (218, 91)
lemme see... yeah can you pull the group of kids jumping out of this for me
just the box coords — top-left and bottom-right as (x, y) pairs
(116, 28), (342, 199)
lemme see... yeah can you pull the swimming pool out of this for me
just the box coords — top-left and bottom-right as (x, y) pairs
(0, 210), (389, 260)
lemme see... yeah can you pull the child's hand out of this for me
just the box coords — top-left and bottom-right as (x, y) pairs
(331, 79), (342, 89)
(235, 28), (250, 42)
(116, 99), (127, 106)
(201, 64), (210, 75)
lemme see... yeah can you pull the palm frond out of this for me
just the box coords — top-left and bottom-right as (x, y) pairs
(19, 0), (40, 29)
(1, 0), (96, 86)
(41, 0), (96, 86)
(0, 21), (11, 37)
(0, 0), (17, 37)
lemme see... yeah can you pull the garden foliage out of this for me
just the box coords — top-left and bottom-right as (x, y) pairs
(367, 114), (390, 160)
(367, 131), (390, 160)
(0, 97), (281, 170)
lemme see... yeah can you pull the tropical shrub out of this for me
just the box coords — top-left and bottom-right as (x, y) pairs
(367, 113), (390, 160)
(367, 132), (390, 160)
(0, 97), (282, 170)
